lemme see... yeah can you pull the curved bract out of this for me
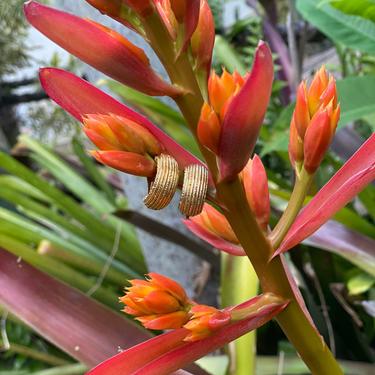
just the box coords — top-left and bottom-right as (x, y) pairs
(25, 1), (181, 97)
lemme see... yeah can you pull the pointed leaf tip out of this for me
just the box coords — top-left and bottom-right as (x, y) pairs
(26, 1), (181, 97)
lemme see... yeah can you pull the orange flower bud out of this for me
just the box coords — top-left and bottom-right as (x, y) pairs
(120, 273), (192, 330)
(197, 70), (245, 156)
(92, 150), (156, 177)
(83, 114), (162, 156)
(241, 155), (270, 230)
(294, 81), (310, 139)
(208, 70), (245, 119)
(289, 66), (340, 173)
(303, 109), (332, 174)
(197, 103), (221, 154)
(183, 305), (231, 342)
(308, 66), (329, 115)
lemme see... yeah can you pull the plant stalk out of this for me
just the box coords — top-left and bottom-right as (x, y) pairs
(269, 167), (313, 250)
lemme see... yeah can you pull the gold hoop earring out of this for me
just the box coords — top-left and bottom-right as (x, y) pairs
(179, 164), (209, 217)
(144, 154), (179, 210)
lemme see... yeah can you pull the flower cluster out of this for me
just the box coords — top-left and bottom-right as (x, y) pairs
(289, 66), (340, 174)
(83, 114), (162, 177)
(120, 273), (230, 341)
(197, 42), (274, 181)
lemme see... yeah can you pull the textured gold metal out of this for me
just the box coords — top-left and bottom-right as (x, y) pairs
(143, 154), (179, 210)
(179, 164), (209, 217)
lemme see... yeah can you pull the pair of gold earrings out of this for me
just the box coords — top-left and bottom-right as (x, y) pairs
(143, 154), (208, 217)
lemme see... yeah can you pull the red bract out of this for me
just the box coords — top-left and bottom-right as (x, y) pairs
(39, 68), (208, 176)
(218, 41), (273, 180)
(241, 155), (270, 230)
(87, 294), (287, 375)
(24, 1), (181, 97)
(276, 133), (375, 256)
(85, 0), (141, 32)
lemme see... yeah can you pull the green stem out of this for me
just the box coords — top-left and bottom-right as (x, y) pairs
(269, 167), (313, 250)
(0, 340), (71, 366)
(221, 254), (258, 375)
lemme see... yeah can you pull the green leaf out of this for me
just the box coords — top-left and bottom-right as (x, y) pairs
(19, 135), (115, 214)
(261, 104), (294, 155)
(329, 0), (375, 23)
(337, 76), (375, 127)
(214, 35), (247, 75)
(347, 272), (375, 295)
(297, 0), (375, 54)
(0, 235), (120, 309)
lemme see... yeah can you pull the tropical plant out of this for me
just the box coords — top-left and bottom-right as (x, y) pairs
(1, 1), (374, 375)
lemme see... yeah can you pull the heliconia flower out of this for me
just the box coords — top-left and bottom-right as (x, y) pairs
(197, 42), (273, 181)
(83, 113), (163, 177)
(120, 273), (192, 330)
(289, 66), (340, 173)
(87, 294), (287, 375)
(25, 1), (182, 97)
(184, 203), (245, 256)
(183, 305), (231, 342)
(241, 155), (270, 230)
(190, 0), (215, 79)
(39, 68), (210, 182)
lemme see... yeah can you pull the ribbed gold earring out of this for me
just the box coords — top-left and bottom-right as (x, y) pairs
(144, 154), (179, 210)
(179, 164), (209, 217)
